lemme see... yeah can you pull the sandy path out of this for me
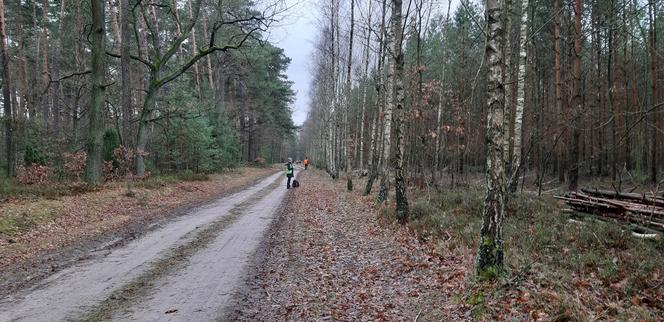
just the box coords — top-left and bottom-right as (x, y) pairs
(112, 174), (290, 321)
(0, 171), (292, 322)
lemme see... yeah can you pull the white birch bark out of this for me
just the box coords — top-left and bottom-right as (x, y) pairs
(508, 0), (529, 190)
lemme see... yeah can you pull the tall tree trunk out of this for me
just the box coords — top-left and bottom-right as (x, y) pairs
(344, 0), (355, 191)
(16, 3), (27, 119)
(120, 0), (132, 146)
(359, 0), (372, 174)
(503, 0), (513, 171)
(187, 0), (202, 97)
(554, 0), (564, 184)
(392, 0), (408, 221)
(433, 0), (452, 186)
(108, 0), (121, 49)
(365, 0), (388, 195)
(607, 0), (617, 181)
(0, 0), (14, 176)
(85, 0), (107, 185)
(52, 0), (66, 140)
(568, 0), (582, 191)
(477, 0), (507, 279)
(171, 0), (184, 64)
(40, 0), (51, 130)
(649, 1), (658, 184)
(508, 0), (529, 192)
(377, 0), (394, 204)
(200, 15), (215, 95)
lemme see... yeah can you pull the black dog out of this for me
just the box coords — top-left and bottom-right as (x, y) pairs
(292, 179), (300, 188)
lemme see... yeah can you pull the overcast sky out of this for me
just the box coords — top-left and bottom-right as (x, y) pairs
(270, 0), (463, 127)
(270, 0), (318, 126)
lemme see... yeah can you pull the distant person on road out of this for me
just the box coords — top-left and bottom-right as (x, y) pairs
(303, 157), (309, 170)
(286, 157), (294, 189)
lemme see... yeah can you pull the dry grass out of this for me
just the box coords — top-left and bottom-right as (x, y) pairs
(0, 167), (277, 269)
(399, 185), (664, 320)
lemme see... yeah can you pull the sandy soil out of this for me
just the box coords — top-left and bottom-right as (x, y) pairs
(0, 171), (296, 322)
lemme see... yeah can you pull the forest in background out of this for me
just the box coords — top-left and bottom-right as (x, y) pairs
(0, 0), (296, 185)
(299, 0), (664, 277)
(301, 0), (664, 193)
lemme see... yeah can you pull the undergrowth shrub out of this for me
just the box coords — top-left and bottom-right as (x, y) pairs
(176, 170), (209, 181)
(62, 151), (87, 180)
(16, 164), (53, 185)
(24, 142), (48, 166)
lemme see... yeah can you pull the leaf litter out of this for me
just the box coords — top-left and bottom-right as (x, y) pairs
(228, 170), (472, 321)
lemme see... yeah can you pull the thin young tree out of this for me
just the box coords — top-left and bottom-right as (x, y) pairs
(649, 0), (658, 184)
(345, 0), (356, 191)
(377, 0), (394, 204)
(508, 0), (529, 192)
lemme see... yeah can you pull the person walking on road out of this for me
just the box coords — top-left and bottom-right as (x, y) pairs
(286, 158), (294, 189)
(303, 157), (309, 170)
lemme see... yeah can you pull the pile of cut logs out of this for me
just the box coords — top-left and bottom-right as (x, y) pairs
(556, 188), (664, 233)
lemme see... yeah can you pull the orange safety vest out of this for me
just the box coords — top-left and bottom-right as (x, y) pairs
(304, 159), (309, 165)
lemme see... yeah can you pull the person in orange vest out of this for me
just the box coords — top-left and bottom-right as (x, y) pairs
(303, 157), (309, 170)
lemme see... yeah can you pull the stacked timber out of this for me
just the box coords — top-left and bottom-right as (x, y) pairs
(556, 188), (664, 232)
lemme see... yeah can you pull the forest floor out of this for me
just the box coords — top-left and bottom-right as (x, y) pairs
(230, 170), (663, 321)
(1, 167), (662, 321)
(0, 166), (277, 296)
(228, 169), (472, 321)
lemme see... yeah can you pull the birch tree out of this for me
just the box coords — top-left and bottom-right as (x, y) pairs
(345, 0), (356, 191)
(507, 0), (529, 192)
(477, 0), (507, 278)
(391, 0), (408, 220)
(377, 1), (394, 204)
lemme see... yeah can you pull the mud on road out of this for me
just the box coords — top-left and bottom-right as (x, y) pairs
(0, 171), (295, 322)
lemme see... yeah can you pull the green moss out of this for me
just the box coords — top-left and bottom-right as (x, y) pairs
(466, 292), (485, 305)
(477, 264), (500, 280)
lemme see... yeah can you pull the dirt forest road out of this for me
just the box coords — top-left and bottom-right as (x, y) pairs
(0, 170), (294, 322)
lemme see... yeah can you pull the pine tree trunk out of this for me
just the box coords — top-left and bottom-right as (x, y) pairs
(40, 0), (51, 130)
(649, 1), (658, 184)
(15, 8), (27, 119)
(85, 0), (107, 185)
(52, 0), (66, 140)
(120, 0), (132, 146)
(433, 0), (452, 186)
(0, 0), (14, 176)
(187, 0), (202, 97)
(477, 0), (507, 279)
(554, 0), (564, 184)
(568, 0), (582, 191)
(108, 0), (121, 50)
(201, 15), (215, 96)
(172, 0), (184, 64)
